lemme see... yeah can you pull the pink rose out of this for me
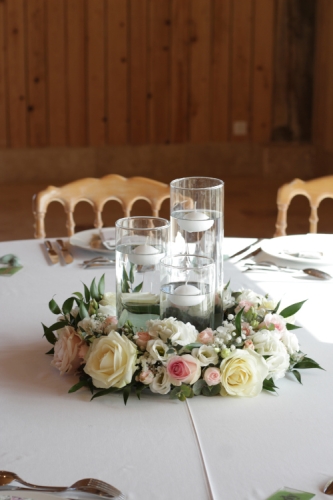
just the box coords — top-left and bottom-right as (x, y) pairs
(167, 354), (201, 386)
(203, 367), (221, 386)
(243, 339), (254, 350)
(78, 343), (89, 360)
(259, 313), (286, 338)
(197, 328), (214, 345)
(241, 322), (252, 336)
(137, 370), (154, 385)
(135, 331), (153, 350)
(235, 300), (254, 313)
(51, 326), (84, 375)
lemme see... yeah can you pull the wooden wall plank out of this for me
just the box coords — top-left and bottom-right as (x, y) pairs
(106, 0), (128, 145)
(189, 0), (211, 142)
(211, 0), (231, 142)
(0, 0), (7, 147)
(170, 0), (190, 143)
(129, 0), (148, 144)
(312, 0), (327, 147)
(252, 0), (274, 143)
(47, 0), (67, 146)
(67, 0), (86, 146)
(148, 0), (170, 144)
(6, 0), (27, 147)
(87, 0), (106, 146)
(26, 0), (47, 147)
(230, 0), (253, 142)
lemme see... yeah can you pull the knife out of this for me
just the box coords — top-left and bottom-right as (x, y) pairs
(56, 239), (74, 264)
(227, 238), (263, 263)
(44, 240), (59, 264)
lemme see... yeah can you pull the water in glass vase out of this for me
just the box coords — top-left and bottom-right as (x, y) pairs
(116, 244), (162, 330)
(160, 281), (214, 331)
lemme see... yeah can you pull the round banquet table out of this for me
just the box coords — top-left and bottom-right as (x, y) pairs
(0, 237), (333, 500)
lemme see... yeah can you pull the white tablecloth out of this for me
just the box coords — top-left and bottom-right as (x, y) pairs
(1, 238), (333, 500)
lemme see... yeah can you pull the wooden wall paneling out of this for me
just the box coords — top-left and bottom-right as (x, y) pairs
(129, 0), (148, 144)
(0, 0), (7, 147)
(211, 0), (231, 142)
(312, 0), (327, 147)
(87, 0), (106, 146)
(26, 0), (47, 147)
(170, 0), (190, 143)
(189, 0), (211, 142)
(230, 0), (253, 142)
(47, 0), (67, 146)
(67, 0), (87, 146)
(6, 0), (27, 147)
(252, 0), (274, 143)
(107, 0), (128, 145)
(323, 1), (333, 152)
(148, 0), (171, 144)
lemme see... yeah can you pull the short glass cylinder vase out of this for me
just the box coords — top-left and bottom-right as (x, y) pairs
(116, 216), (170, 331)
(170, 177), (224, 326)
(160, 255), (215, 331)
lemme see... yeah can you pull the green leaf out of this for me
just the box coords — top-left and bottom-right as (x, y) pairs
(68, 380), (88, 393)
(202, 383), (221, 397)
(291, 369), (302, 384)
(79, 300), (89, 319)
(272, 299), (281, 314)
(82, 282), (90, 302)
(45, 347), (54, 355)
(286, 323), (301, 330)
(279, 300), (307, 318)
(294, 358), (324, 370)
(48, 320), (67, 331)
(49, 298), (61, 315)
(98, 274), (105, 296)
(121, 279), (130, 293)
(193, 379), (206, 396)
(234, 307), (244, 336)
(42, 323), (57, 345)
(169, 386), (181, 400)
(122, 266), (129, 284)
(133, 282), (143, 293)
(124, 303), (160, 315)
(123, 384), (132, 405)
(135, 383), (146, 400)
(91, 387), (121, 399)
(129, 263), (135, 284)
(90, 278), (99, 300)
(180, 384), (193, 398)
(73, 292), (83, 300)
(62, 297), (75, 315)
(263, 378), (279, 393)
(185, 342), (203, 350)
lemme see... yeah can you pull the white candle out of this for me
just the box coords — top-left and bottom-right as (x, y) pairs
(177, 211), (214, 233)
(128, 244), (163, 265)
(171, 283), (205, 307)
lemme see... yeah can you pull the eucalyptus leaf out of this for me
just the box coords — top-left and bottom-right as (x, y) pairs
(279, 300), (307, 318)
(193, 379), (206, 396)
(49, 298), (61, 315)
(180, 384), (193, 398)
(169, 386), (180, 400)
(98, 274), (105, 296)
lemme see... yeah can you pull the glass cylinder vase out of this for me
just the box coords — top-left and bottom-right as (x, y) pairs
(160, 255), (215, 331)
(170, 177), (224, 326)
(116, 216), (170, 331)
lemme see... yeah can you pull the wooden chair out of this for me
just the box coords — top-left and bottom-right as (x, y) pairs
(274, 176), (333, 237)
(33, 174), (170, 239)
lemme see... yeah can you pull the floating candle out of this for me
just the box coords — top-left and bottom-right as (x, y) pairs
(171, 283), (205, 307)
(177, 211), (214, 233)
(129, 244), (162, 265)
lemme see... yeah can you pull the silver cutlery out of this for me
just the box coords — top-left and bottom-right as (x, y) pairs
(44, 240), (59, 265)
(0, 471), (124, 499)
(228, 239), (263, 263)
(57, 239), (74, 264)
(243, 261), (332, 280)
(324, 477), (333, 494)
(82, 257), (115, 269)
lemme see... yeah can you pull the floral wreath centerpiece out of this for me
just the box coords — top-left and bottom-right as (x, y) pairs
(43, 274), (322, 403)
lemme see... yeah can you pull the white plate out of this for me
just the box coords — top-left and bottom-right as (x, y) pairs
(261, 233), (333, 266)
(69, 228), (115, 255)
(0, 491), (68, 500)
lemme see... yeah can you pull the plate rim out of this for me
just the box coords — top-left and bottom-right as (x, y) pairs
(69, 227), (115, 255)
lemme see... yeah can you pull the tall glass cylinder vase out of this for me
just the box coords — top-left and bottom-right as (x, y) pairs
(170, 177), (224, 327)
(116, 216), (170, 331)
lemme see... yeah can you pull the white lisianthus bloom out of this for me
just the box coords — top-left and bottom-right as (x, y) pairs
(146, 338), (170, 363)
(280, 329), (299, 355)
(77, 316), (101, 335)
(221, 287), (235, 310)
(235, 289), (263, 313)
(84, 331), (137, 389)
(261, 296), (277, 311)
(147, 317), (198, 346)
(192, 345), (219, 366)
(98, 304), (116, 317)
(149, 366), (171, 395)
(220, 348), (268, 397)
(265, 350), (290, 380)
(99, 292), (117, 316)
(251, 329), (283, 354)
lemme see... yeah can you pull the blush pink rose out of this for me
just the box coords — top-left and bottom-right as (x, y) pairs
(259, 313), (286, 338)
(167, 354), (201, 386)
(135, 331), (153, 350)
(137, 370), (154, 385)
(235, 300), (254, 313)
(203, 367), (221, 386)
(103, 316), (118, 331)
(241, 322), (252, 336)
(243, 339), (254, 350)
(78, 343), (89, 360)
(197, 328), (214, 345)
(51, 326), (84, 375)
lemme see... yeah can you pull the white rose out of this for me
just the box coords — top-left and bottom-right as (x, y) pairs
(99, 292), (116, 316)
(251, 329), (283, 355)
(84, 331), (137, 389)
(220, 349), (268, 397)
(221, 287), (235, 309)
(147, 318), (198, 346)
(149, 366), (171, 395)
(51, 326), (83, 375)
(281, 329), (299, 355)
(192, 345), (219, 366)
(265, 350), (290, 380)
(147, 339), (170, 363)
(237, 289), (262, 305)
(261, 296), (277, 310)
(98, 304), (116, 317)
